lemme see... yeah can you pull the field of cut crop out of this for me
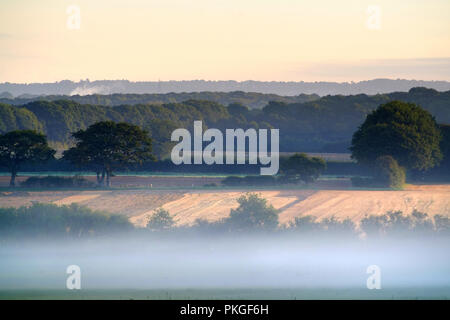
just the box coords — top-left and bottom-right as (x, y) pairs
(1, 178), (449, 227)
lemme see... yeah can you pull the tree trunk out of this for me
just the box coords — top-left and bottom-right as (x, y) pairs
(106, 171), (111, 187)
(9, 170), (17, 187)
(97, 170), (106, 186)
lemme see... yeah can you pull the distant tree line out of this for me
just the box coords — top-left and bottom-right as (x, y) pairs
(0, 97), (449, 187)
(0, 87), (449, 155)
(0, 91), (319, 110)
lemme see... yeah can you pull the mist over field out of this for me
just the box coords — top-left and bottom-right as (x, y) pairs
(1, 235), (449, 299)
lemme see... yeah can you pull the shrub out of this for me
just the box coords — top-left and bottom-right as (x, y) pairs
(146, 208), (175, 231)
(280, 153), (326, 184)
(434, 214), (450, 234)
(374, 155), (405, 188)
(360, 210), (435, 237)
(289, 215), (356, 236)
(20, 175), (94, 188)
(320, 217), (356, 235)
(190, 218), (227, 234)
(350, 156), (405, 188)
(225, 193), (279, 231)
(289, 215), (321, 232)
(0, 203), (132, 238)
(222, 175), (277, 186)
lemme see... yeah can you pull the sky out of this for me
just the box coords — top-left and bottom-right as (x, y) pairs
(0, 0), (449, 83)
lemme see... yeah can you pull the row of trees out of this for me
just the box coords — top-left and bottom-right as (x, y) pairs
(221, 153), (327, 186)
(1, 87), (449, 156)
(0, 90), (319, 110)
(0, 100), (448, 188)
(0, 122), (154, 187)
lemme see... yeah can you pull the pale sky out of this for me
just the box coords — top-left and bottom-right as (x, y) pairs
(0, 0), (449, 83)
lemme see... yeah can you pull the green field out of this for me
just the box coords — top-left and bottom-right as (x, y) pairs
(1, 288), (449, 300)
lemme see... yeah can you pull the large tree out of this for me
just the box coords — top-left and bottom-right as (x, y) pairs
(0, 130), (55, 187)
(350, 101), (442, 171)
(63, 121), (154, 187)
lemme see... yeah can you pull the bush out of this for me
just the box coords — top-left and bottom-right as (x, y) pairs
(146, 208), (175, 231)
(20, 175), (94, 188)
(289, 215), (321, 232)
(320, 217), (356, 235)
(189, 218), (227, 234)
(350, 156), (405, 188)
(374, 155), (405, 188)
(225, 193), (279, 231)
(288, 215), (356, 236)
(360, 210), (437, 237)
(280, 153), (326, 184)
(222, 175), (278, 186)
(0, 203), (132, 239)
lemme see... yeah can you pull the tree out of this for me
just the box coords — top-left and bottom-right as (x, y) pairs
(280, 153), (326, 184)
(439, 124), (450, 175)
(350, 101), (442, 171)
(144, 119), (179, 160)
(63, 121), (155, 187)
(63, 143), (106, 185)
(373, 155), (406, 188)
(0, 130), (55, 187)
(146, 208), (175, 231)
(226, 193), (278, 231)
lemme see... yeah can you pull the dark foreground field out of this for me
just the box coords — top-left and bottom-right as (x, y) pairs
(1, 288), (449, 300)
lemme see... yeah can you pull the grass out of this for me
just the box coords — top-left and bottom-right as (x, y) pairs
(0, 184), (393, 193)
(0, 287), (449, 300)
(0, 171), (240, 178)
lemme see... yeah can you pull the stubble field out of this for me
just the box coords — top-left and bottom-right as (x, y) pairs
(1, 176), (449, 228)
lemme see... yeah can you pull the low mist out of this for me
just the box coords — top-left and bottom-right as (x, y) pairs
(1, 234), (449, 296)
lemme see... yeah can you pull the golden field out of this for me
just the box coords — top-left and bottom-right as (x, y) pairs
(1, 176), (449, 228)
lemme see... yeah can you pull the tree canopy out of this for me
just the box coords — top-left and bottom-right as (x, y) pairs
(63, 121), (154, 187)
(0, 130), (55, 186)
(280, 153), (326, 183)
(226, 193), (279, 232)
(1, 88), (449, 157)
(146, 208), (175, 231)
(350, 101), (443, 171)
